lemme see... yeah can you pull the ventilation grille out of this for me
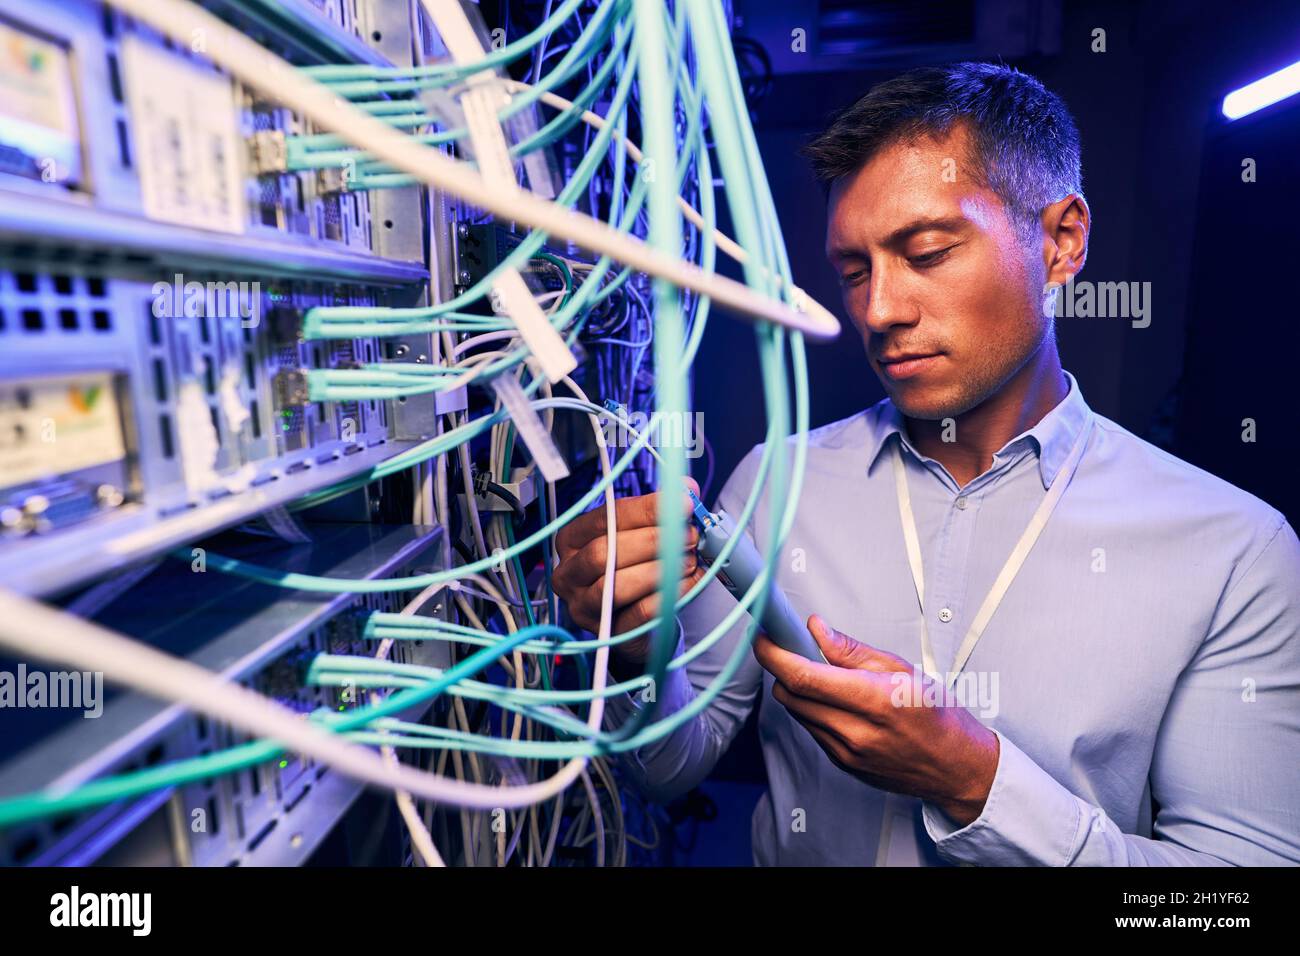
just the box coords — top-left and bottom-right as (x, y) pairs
(0, 269), (114, 336)
(0, 588), (417, 866)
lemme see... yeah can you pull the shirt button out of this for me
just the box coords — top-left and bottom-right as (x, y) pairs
(955, 496), (968, 510)
(938, 607), (953, 623)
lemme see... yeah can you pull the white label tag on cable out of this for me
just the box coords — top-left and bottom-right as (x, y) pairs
(461, 83), (517, 191)
(423, 0), (490, 66)
(421, 0), (574, 383)
(492, 269), (576, 383)
(434, 384), (468, 415)
(490, 373), (570, 483)
(505, 106), (558, 199)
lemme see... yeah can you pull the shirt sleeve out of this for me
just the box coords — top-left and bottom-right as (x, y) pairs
(600, 450), (768, 804)
(919, 518), (1300, 866)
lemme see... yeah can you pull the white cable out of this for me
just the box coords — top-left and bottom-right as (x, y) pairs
(101, 0), (840, 341)
(500, 77), (822, 311)
(459, 422), (492, 562)
(452, 330), (523, 358)
(378, 581), (451, 867)
(419, 0), (577, 384)
(0, 577), (601, 812)
(579, 767), (606, 867)
(0, 385), (623, 818)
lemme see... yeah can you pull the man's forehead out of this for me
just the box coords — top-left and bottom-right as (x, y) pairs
(825, 129), (995, 252)
(826, 187), (967, 252)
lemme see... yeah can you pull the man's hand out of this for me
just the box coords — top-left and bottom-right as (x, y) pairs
(553, 478), (706, 675)
(753, 615), (1000, 828)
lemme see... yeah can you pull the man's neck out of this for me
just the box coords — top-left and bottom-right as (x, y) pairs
(903, 345), (1068, 488)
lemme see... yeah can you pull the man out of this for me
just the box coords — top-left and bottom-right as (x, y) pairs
(553, 62), (1300, 865)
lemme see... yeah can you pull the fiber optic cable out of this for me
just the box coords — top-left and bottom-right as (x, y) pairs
(0, 0), (822, 843)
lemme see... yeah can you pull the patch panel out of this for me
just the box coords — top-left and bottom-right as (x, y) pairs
(0, 0), (419, 264)
(0, 260), (430, 597)
(0, 0), (437, 603)
(0, 0), (757, 873)
(0, 522), (447, 867)
(297, 0), (362, 43)
(242, 95), (379, 255)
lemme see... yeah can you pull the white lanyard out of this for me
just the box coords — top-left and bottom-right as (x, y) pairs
(891, 414), (1095, 687)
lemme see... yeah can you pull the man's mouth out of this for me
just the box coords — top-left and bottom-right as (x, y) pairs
(877, 352), (943, 381)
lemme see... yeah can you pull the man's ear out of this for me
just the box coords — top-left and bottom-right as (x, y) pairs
(1040, 193), (1090, 286)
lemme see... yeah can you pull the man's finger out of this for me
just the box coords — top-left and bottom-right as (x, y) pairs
(556, 524), (699, 589)
(612, 568), (704, 635)
(771, 679), (873, 739)
(808, 615), (912, 673)
(754, 632), (894, 711)
(575, 556), (696, 624)
(556, 494), (657, 556)
(577, 554), (691, 621)
(557, 479), (698, 555)
(801, 721), (856, 773)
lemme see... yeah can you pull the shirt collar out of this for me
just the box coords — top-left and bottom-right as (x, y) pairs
(865, 370), (1092, 490)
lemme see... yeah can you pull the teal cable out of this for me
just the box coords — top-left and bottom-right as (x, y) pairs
(599, 0), (686, 740)
(301, 33), (644, 338)
(289, 0), (629, 166)
(0, 623), (567, 826)
(0, 5), (820, 822)
(302, 0), (702, 337)
(302, 0), (589, 82)
(321, 0), (622, 101)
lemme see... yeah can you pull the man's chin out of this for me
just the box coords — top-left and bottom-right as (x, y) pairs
(884, 381), (981, 421)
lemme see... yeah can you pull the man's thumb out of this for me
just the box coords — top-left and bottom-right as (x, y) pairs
(808, 615), (868, 668)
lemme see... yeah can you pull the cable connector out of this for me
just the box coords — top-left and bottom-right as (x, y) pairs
(466, 467), (536, 516)
(316, 166), (351, 195)
(248, 130), (288, 175)
(267, 305), (302, 344)
(686, 487), (716, 533)
(273, 369), (311, 406)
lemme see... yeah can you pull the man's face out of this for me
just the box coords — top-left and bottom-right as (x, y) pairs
(825, 123), (1051, 419)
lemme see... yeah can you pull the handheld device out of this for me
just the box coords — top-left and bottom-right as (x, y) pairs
(688, 490), (827, 663)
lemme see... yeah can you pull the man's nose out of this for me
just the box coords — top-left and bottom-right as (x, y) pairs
(862, 264), (914, 335)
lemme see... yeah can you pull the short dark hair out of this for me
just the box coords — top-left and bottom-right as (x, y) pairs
(802, 62), (1083, 239)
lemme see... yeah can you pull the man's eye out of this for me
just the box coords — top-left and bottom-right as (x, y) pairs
(839, 270), (868, 287)
(910, 247), (954, 267)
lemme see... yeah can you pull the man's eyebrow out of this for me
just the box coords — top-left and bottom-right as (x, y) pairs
(882, 215), (969, 246)
(827, 216), (970, 260)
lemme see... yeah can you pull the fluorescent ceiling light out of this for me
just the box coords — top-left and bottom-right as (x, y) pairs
(1222, 59), (1300, 119)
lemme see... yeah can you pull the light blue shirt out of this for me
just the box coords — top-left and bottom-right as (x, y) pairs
(604, 371), (1300, 865)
